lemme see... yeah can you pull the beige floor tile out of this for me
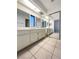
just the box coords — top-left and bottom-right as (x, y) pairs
(42, 43), (55, 54)
(49, 33), (59, 39)
(47, 42), (56, 47)
(53, 48), (61, 58)
(29, 37), (51, 55)
(49, 38), (56, 41)
(29, 44), (40, 55)
(52, 55), (60, 59)
(30, 57), (36, 59)
(49, 38), (57, 42)
(47, 39), (57, 46)
(56, 44), (61, 49)
(37, 40), (46, 47)
(42, 37), (50, 42)
(56, 39), (60, 43)
(35, 48), (52, 59)
(17, 51), (32, 59)
(56, 40), (61, 49)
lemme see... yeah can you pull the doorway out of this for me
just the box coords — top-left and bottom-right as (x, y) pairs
(54, 20), (60, 33)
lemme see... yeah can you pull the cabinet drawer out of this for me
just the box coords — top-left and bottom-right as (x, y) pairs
(17, 34), (30, 51)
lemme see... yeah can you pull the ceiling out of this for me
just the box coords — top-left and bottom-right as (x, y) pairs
(17, 0), (61, 20)
(32, 0), (61, 15)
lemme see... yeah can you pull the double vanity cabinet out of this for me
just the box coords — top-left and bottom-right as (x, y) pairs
(17, 28), (53, 51)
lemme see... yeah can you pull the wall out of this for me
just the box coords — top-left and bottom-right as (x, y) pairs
(17, 2), (42, 27)
(51, 13), (59, 20)
(49, 19), (54, 32)
(17, 2), (41, 18)
(17, 9), (29, 27)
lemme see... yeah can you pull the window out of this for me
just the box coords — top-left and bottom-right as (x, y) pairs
(29, 15), (35, 27)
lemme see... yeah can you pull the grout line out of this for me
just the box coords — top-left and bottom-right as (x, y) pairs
(28, 38), (49, 59)
(33, 37), (58, 56)
(39, 38), (57, 55)
(32, 40), (48, 55)
(54, 54), (61, 59)
(51, 40), (58, 59)
(49, 36), (59, 39)
(35, 34), (60, 59)
(17, 37), (49, 59)
(28, 51), (37, 59)
(40, 46), (54, 55)
(35, 36), (58, 55)
(18, 34), (59, 59)
(49, 35), (61, 59)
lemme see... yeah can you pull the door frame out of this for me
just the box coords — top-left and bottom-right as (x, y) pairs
(49, 11), (61, 40)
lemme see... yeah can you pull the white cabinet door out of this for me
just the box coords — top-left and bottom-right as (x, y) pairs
(30, 30), (38, 43)
(17, 30), (30, 51)
(38, 29), (46, 39)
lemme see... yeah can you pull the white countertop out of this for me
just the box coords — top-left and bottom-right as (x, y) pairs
(17, 27), (51, 30)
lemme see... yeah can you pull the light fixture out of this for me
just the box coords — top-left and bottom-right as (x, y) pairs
(41, 15), (49, 22)
(23, 0), (41, 12)
(45, 16), (49, 20)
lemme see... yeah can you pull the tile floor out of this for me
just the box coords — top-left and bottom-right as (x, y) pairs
(17, 33), (61, 59)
